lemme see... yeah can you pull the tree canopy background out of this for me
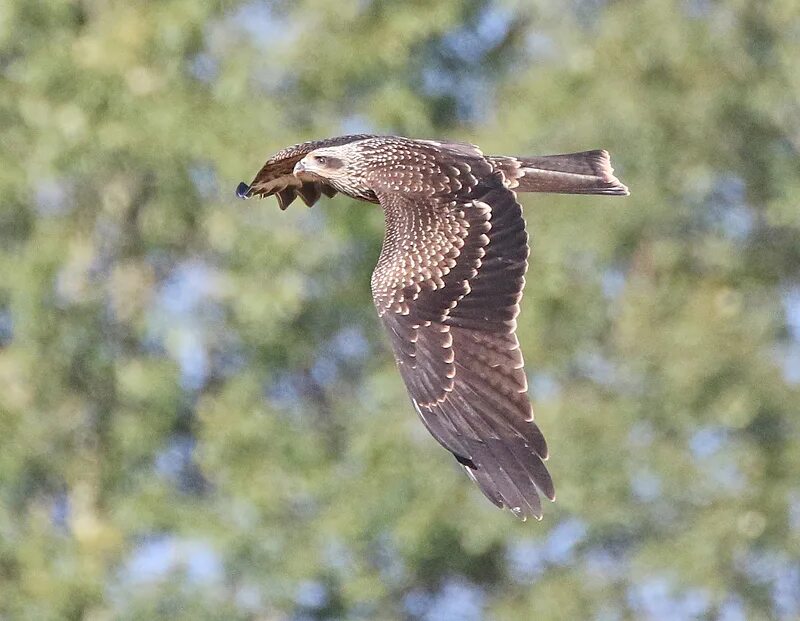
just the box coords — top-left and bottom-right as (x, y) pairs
(1, 1), (799, 619)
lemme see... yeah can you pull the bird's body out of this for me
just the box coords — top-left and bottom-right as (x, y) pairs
(238, 135), (628, 520)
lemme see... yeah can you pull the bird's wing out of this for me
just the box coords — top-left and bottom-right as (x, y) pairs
(372, 184), (553, 520)
(236, 134), (377, 209)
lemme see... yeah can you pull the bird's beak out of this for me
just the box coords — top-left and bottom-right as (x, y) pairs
(293, 160), (306, 176)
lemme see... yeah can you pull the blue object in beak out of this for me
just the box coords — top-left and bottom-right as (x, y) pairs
(236, 182), (250, 199)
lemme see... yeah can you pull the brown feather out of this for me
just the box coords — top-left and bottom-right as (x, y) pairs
(235, 134), (630, 519)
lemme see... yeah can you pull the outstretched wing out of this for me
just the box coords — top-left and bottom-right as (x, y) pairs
(236, 134), (377, 208)
(372, 180), (554, 520)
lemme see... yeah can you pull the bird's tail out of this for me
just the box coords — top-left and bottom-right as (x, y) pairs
(489, 150), (629, 196)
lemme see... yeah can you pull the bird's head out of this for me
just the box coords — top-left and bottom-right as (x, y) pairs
(293, 149), (345, 178)
(293, 144), (372, 199)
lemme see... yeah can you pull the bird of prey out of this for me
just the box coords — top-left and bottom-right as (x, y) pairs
(237, 135), (628, 520)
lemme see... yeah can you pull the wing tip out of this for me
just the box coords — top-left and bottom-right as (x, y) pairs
(235, 181), (251, 199)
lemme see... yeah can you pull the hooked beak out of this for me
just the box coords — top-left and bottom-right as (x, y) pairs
(293, 160), (307, 175)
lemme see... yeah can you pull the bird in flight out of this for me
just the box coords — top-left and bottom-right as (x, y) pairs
(237, 135), (628, 520)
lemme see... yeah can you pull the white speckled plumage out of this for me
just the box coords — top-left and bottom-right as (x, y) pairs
(238, 135), (629, 520)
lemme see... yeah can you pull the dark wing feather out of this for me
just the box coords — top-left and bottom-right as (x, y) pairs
(236, 134), (377, 208)
(373, 177), (553, 520)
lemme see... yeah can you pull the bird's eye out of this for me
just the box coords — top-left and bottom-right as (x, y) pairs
(315, 156), (327, 165)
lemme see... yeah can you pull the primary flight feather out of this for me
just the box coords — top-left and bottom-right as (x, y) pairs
(237, 135), (628, 520)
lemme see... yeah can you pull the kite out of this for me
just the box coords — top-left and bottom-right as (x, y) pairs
(237, 135), (628, 519)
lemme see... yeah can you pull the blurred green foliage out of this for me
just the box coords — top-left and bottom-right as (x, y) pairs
(1, 0), (799, 619)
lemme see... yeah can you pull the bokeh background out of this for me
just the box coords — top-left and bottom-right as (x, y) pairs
(1, 1), (799, 619)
